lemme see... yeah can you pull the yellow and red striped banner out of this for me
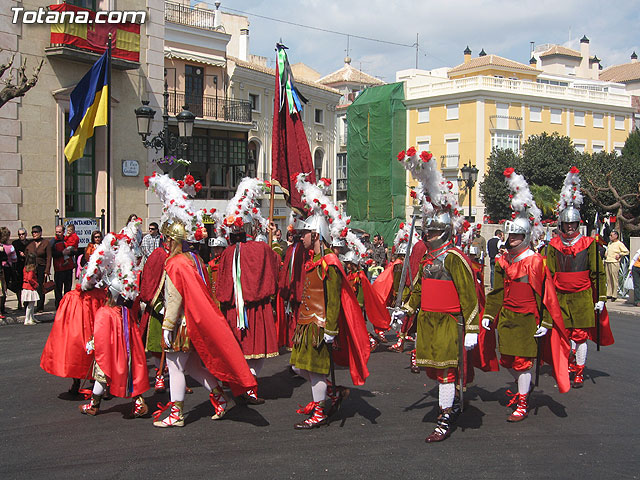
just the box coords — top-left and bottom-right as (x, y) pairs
(49, 4), (140, 62)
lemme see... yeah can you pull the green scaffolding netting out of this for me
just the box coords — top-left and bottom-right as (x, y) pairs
(346, 82), (406, 244)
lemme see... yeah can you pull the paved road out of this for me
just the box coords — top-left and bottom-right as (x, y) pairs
(1, 311), (639, 479)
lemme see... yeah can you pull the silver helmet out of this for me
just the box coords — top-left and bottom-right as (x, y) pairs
(504, 215), (532, 256)
(332, 238), (346, 248)
(295, 214), (330, 243)
(422, 211), (453, 250)
(209, 236), (228, 248)
(558, 205), (581, 240)
(395, 242), (408, 256)
(340, 250), (360, 265)
(254, 233), (268, 243)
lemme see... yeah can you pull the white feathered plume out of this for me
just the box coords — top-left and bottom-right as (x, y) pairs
(224, 177), (270, 233)
(503, 167), (543, 241)
(146, 172), (204, 241)
(393, 221), (421, 250)
(295, 173), (366, 257)
(397, 147), (464, 233)
(557, 166), (583, 212)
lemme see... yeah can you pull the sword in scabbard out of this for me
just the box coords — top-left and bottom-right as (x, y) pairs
(595, 243), (601, 351)
(457, 313), (465, 413)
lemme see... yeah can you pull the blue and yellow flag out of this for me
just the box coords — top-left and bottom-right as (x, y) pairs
(64, 51), (109, 163)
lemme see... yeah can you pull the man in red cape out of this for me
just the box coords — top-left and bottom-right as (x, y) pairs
(40, 285), (107, 395)
(216, 228), (280, 404)
(289, 215), (370, 430)
(545, 166), (613, 389)
(483, 218), (570, 423)
(153, 221), (256, 428)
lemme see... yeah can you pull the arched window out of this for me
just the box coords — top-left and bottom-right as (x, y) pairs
(314, 149), (324, 179)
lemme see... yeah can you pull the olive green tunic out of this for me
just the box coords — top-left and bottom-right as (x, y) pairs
(290, 251), (341, 374)
(403, 249), (479, 369)
(484, 256), (553, 358)
(546, 241), (606, 329)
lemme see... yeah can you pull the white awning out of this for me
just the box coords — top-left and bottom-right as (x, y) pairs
(164, 47), (225, 67)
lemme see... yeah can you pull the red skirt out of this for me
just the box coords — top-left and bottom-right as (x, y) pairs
(225, 300), (279, 359)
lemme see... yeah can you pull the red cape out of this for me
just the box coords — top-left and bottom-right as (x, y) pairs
(40, 286), (107, 379)
(139, 247), (168, 333)
(357, 270), (391, 330)
(497, 254), (571, 393)
(548, 236), (614, 346)
(165, 253), (256, 396)
(323, 254), (371, 386)
(372, 258), (402, 306)
(93, 305), (149, 398)
(276, 241), (306, 348)
(216, 241), (279, 303)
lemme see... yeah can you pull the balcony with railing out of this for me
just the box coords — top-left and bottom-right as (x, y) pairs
(168, 91), (252, 124)
(440, 154), (460, 172)
(165, 1), (218, 31)
(489, 115), (523, 131)
(406, 75), (631, 107)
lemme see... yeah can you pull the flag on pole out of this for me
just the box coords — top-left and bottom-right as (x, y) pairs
(271, 43), (315, 211)
(64, 50), (110, 163)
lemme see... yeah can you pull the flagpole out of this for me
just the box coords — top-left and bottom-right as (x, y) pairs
(106, 33), (112, 232)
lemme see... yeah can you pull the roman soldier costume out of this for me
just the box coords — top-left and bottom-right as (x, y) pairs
(394, 148), (480, 443)
(77, 218), (150, 418)
(482, 168), (571, 423)
(146, 173), (256, 428)
(545, 167), (613, 388)
(289, 174), (371, 430)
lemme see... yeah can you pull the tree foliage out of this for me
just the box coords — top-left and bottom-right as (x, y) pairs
(479, 147), (519, 222)
(520, 132), (579, 190)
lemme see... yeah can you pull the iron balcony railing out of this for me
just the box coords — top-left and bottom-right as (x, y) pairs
(168, 92), (252, 123)
(165, 1), (217, 31)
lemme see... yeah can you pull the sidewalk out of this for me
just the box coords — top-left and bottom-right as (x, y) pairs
(0, 292), (57, 326)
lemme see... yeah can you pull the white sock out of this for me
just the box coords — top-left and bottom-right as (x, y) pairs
(166, 353), (187, 402)
(247, 358), (265, 377)
(438, 383), (455, 409)
(570, 339), (577, 351)
(575, 342), (587, 366)
(24, 303), (35, 324)
(92, 381), (106, 396)
(518, 372), (531, 395)
(309, 372), (328, 402)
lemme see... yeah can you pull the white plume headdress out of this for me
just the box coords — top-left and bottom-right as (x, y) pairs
(557, 166), (583, 212)
(393, 221), (421, 251)
(146, 172), (205, 241)
(224, 177), (270, 234)
(503, 167), (543, 240)
(397, 147), (464, 233)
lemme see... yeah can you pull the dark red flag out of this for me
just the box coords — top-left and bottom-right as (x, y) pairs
(271, 44), (315, 211)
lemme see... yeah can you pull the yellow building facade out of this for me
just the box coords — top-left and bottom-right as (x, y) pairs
(400, 45), (635, 220)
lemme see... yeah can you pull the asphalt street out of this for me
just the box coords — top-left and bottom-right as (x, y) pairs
(1, 310), (639, 479)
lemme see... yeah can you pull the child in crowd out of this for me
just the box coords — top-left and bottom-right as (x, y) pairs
(22, 253), (40, 326)
(63, 224), (80, 262)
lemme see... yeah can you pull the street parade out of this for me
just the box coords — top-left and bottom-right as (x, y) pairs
(2, 1), (640, 477)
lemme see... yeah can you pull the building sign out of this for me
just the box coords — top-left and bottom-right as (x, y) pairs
(122, 159), (139, 177)
(63, 217), (99, 247)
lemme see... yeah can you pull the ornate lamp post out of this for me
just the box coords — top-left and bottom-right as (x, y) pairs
(459, 163), (479, 221)
(134, 72), (196, 173)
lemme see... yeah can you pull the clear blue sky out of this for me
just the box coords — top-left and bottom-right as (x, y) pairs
(209, 0), (639, 82)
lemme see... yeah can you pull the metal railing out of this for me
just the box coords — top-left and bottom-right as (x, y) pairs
(489, 115), (523, 131)
(165, 1), (217, 31)
(406, 75), (631, 107)
(168, 92), (252, 123)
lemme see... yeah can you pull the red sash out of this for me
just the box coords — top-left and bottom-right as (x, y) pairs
(553, 270), (591, 293)
(420, 278), (460, 313)
(504, 281), (538, 317)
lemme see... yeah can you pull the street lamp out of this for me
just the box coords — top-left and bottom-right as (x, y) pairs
(458, 163), (479, 221)
(134, 72), (195, 172)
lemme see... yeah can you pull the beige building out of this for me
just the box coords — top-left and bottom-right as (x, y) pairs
(399, 37), (635, 221)
(0, 0), (341, 237)
(317, 57), (384, 205)
(1, 0), (167, 238)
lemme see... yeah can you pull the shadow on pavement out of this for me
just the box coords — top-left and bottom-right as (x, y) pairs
(332, 386), (381, 426)
(187, 400), (270, 427)
(258, 366), (306, 400)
